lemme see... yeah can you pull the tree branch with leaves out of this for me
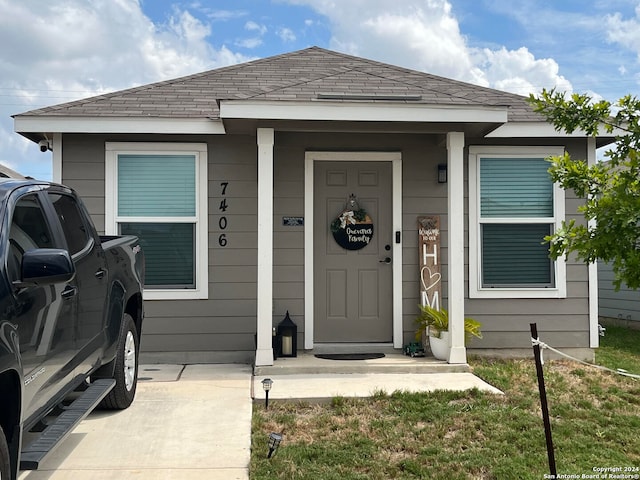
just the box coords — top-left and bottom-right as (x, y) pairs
(528, 90), (640, 289)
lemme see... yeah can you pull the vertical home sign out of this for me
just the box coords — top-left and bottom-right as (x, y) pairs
(418, 216), (441, 310)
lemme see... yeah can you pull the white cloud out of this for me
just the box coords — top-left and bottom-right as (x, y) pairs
(237, 37), (264, 49)
(472, 47), (573, 96)
(277, 27), (297, 43)
(284, 0), (572, 95)
(0, 0), (252, 179)
(606, 6), (640, 60)
(245, 20), (268, 35)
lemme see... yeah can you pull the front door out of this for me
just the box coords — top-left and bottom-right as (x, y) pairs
(314, 161), (393, 343)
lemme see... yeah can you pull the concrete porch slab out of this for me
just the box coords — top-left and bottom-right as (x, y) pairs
(252, 353), (502, 402)
(253, 352), (470, 376)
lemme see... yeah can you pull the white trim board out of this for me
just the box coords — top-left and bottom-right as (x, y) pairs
(304, 151), (403, 350)
(15, 116), (226, 135)
(221, 101), (508, 124)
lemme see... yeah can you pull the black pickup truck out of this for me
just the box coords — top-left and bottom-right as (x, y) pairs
(0, 179), (144, 480)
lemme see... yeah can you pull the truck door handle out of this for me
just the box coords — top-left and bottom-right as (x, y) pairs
(379, 257), (392, 264)
(95, 268), (107, 279)
(61, 285), (78, 299)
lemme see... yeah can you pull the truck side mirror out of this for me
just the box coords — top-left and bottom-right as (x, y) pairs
(19, 249), (76, 285)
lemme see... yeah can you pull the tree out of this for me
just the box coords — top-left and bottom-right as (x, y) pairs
(528, 90), (640, 290)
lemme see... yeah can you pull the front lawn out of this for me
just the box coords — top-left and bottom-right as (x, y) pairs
(251, 326), (640, 479)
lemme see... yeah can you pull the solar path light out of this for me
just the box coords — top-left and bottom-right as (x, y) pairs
(261, 377), (273, 410)
(267, 432), (282, 459)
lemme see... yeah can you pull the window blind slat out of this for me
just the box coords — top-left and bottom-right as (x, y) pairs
(118, 155), (196, 217)
(481, 224), (553, 286)
(480, 158), (553, 217)
(120, 222), (195, 288)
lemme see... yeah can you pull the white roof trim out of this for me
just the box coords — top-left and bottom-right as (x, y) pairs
(487, 122), (618, 138)
(220, 100), (509, 123)
(14, 116), (226, 135)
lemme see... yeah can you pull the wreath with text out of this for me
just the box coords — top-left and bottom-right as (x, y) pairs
(330, 196), (374, 250)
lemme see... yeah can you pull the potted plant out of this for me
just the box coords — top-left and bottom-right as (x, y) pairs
(415, 305), (483, 360)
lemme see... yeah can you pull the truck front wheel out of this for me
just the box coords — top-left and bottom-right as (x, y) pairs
(100, 313), (139, 410)
(0, 424), (10, 480)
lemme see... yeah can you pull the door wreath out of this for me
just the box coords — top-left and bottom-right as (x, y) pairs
(330, 194), (374, 250)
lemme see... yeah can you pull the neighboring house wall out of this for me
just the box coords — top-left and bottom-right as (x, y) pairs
(599, 262), (640, 327)
(60, 132), (593, 361)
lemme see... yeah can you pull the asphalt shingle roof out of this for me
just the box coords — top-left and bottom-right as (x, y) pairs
(17, 47), (542, 122)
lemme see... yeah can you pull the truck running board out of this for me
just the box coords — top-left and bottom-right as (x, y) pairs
(20, 378), (116, 470)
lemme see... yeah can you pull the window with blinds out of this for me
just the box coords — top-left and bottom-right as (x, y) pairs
(116, 154), (197, 288)
(478, 156), (555, 288)
(106, 142), (208, 300)
(117, 154), (197, 289)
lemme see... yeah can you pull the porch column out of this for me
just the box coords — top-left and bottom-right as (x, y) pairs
(446, 132), (467, 364)
(255, 128), (275, 366)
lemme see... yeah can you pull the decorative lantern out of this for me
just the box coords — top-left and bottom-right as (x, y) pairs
(277, 311), (297, 357)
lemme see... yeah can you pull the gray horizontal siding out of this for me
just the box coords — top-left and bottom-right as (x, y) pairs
(598, 261), (640, 322)
(61, 131), (594, 359)
(62, 133), (260, 359)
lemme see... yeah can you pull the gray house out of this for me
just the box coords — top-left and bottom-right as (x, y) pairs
(599, 262), (640, 329)
(13, 47), (614, 365)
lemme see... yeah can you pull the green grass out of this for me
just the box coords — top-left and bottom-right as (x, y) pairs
(251, 327), (640, 479)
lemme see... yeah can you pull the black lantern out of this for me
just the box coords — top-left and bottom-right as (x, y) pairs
(276, 311), (297, 357)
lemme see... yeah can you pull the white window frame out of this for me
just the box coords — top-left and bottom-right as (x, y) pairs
(468, 146), (566, 299)
(105, 142), (208, 300)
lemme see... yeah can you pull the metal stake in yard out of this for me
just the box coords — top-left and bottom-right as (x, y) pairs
(530, 323), (557, 477)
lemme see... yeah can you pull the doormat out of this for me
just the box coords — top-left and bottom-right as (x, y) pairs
(314, 353), (385, 361)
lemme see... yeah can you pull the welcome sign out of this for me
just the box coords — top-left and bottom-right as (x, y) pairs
(418, 216), (441, 310)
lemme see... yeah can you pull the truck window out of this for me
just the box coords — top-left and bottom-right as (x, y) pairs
(7, 194), (55, 281)
(48, 193), (91, 255)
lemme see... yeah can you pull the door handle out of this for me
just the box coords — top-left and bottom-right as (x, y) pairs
(95, 268), (107, 279)
(61, 285), (78, 299)
(379, 257), (392, 264)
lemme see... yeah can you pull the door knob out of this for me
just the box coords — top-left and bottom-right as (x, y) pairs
(379, 257), (392, 264)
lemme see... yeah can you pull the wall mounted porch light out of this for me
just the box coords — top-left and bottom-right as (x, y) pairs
(267, 432), (282, 459)
(438, 164), (447, 183)
(261, 377), (273, 410)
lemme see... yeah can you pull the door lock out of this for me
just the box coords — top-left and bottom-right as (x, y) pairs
(379, 257), (392, 264)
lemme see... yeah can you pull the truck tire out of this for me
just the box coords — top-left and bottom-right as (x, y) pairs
(100, 313), (139, 410)
(0, 424), (10, 480)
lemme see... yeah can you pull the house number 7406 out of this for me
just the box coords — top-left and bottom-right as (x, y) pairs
(218, 182), (228, 247)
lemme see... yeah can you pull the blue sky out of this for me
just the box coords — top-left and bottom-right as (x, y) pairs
(1, 0), (640, 179)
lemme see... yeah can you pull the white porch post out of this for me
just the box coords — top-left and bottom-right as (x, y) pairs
(255, 128), (275, 366)
(446, 132), (467, 364)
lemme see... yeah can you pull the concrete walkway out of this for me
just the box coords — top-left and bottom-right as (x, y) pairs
(252, 371), (502, 403)
(18, 362), (501, 479)
(19, 364), (253, 480)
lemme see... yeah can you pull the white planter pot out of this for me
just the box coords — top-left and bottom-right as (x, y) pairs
(429, 331), (449, 360)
